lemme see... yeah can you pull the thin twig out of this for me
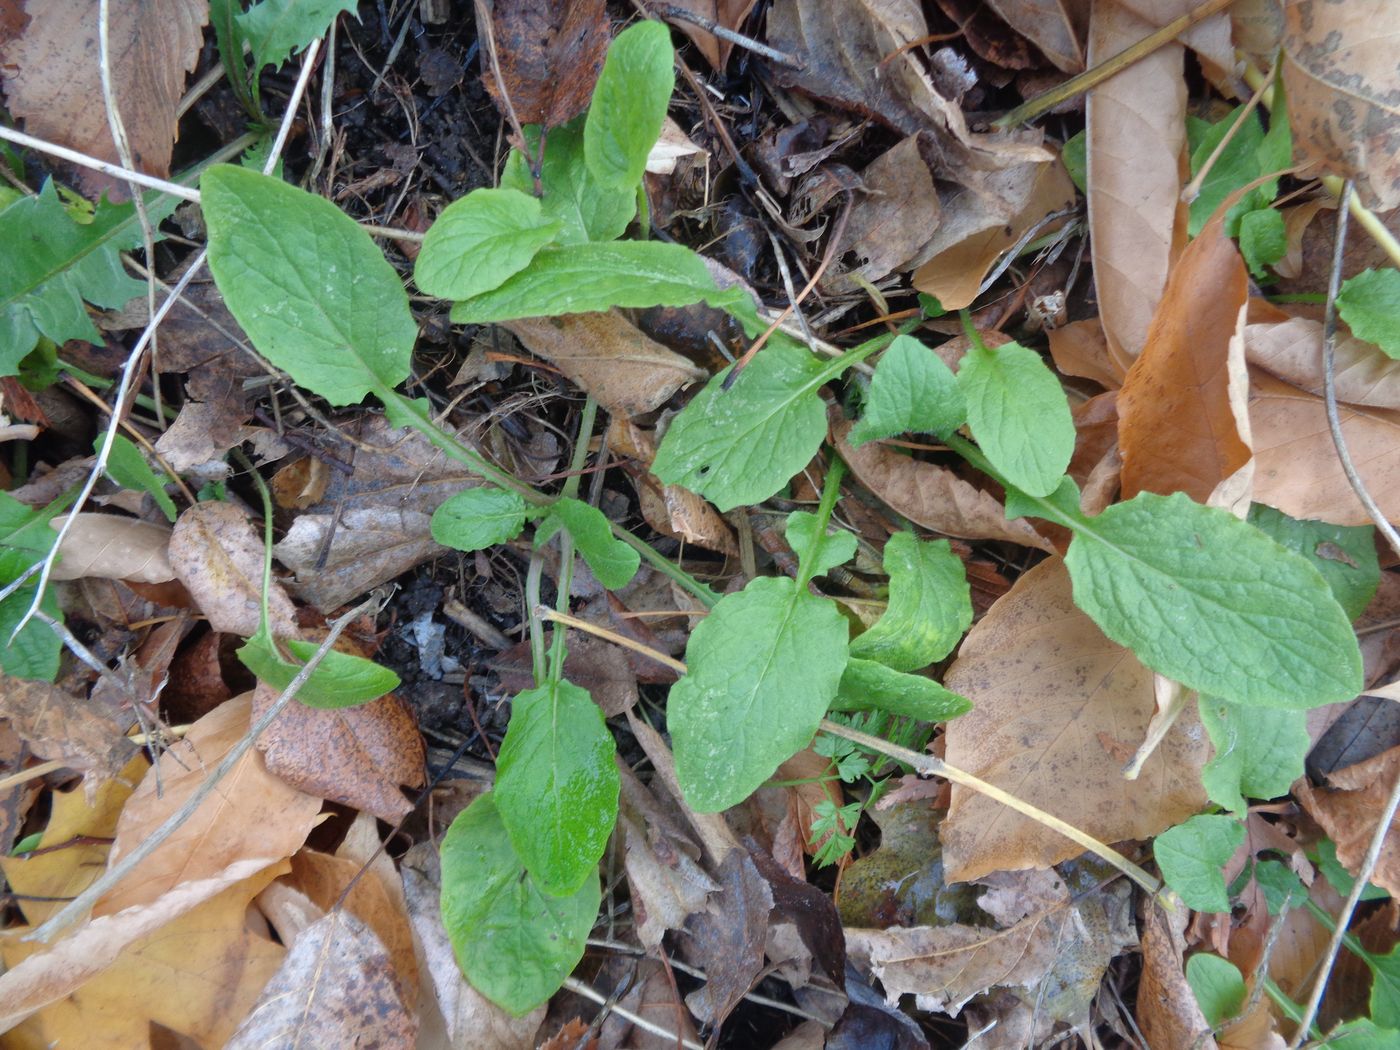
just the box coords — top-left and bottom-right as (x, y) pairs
(535, 606), (688, 674)
(648, 3), (804, 68)
(563, 976), (704, 1050)
(27, 595), (379, 943)
(0, 125), (200, 201)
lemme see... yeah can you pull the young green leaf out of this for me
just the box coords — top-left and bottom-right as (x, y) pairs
(1246, 505), (1378, 620)
(500, 120), (635, 244)
(1062, 130), (1087, 194)
(1154, 814), (1245, 912)
(0, 181), (172, 375)
(1238, 206), (1287, 279)
(1186, 107), (1271, 237)
(830, 657), (972, 722)
(652, 339), (828, 512)
(1062, 492), (1362, 708)
(958, 335), (1074, 498)
(98, 434), (177, 522)
(1252, 858), (1307, 915)
(493, 679), (620, 896)
(440, 792), (599, 1016)
(449, 241), (742, 324)
(849, 335), (965, 447)
(849, 533), (972, 672)
(238, 630), (401, 708)
(1338, 268), (1400, 360)
(0, 585), (62, 682)
(670, 576), (849, 812)
(430, 487), (529, 553)
(583, 20), (675, 191)
(414, 189), (562, 300)
(1185, 953), (1246, 1028)
(1198, 697), (1309, 816)
(0, 491), (64, 581)
(785, 511), (857, 580)
(537, 498), (639, 590)
(202, 164), (418, 405)
(1367, 945), (1400, 1030)
(238, 0), (358, 72)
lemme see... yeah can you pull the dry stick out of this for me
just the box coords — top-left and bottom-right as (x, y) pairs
(534, 607), (1165, 898)
(0, 725), (193, 794)
(1287, 183), (1400, 1049)
(994, 0), (1239, 129)
(562, 976), (704, 1050)
(647, 3), (804, 68)
(27, 595), (379, 943)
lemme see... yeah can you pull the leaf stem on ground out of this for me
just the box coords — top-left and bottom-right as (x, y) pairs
(545, 397), (599, 684)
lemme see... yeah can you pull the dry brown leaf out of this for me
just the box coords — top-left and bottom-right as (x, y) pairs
(1245, 315), (1400, 410)
(0, 858), (286, 1036)
(481, 0), (609, 131)
(1117, 215), (1252, 502)
(506, 312), (706, 417)
(226, 909), (415, 1050)
(271, 456), (331, 510)
(1086, 0), (1189, 366)
(275, 506), (444, 611)
(1296, 745), (1400, 897)
(0, 675), (136, 781)
(941, 557), (1208, 882)
(400, 842), (546, 1050)
(912, 155), (1076, 310)
(659, 0), (758, 69)
(985, 0), (1086, 72)
(168, 500), (297, 637)
(0, 0), (206, 199)
(1137, 901), (1220, 1050)
(1248, 369), (1400, 525)
(834, 420), (1056, 552)
(1048, 316), (1126, 390)
(94, 693), (321, 916)
(1283, 0), (1400, 210)
(680, 850), (772, 1027)
(47, 513), (173, 583)
(253, 681), (425, 823)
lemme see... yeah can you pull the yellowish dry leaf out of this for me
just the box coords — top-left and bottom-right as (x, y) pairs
(47, 514), (174, 583)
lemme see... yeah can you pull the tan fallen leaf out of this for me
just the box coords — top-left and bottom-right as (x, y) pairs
(0, 0), (206, 199)
(0, 675), (137, 782)
(47, 513), (174, 583)
(1048, 316), (1127, 390)
(647, 115), (709, 174)
(225, 908), (415, 1050)
(985, 0), (1086, 72)
(168, 499), (298, 637)
(275, 506), (445, 611)
(94, 693), (322, 916)
(1137, 901), (1220, 1049)
(941, 558), (1208, 881)
(1245, 315), (1400, 410)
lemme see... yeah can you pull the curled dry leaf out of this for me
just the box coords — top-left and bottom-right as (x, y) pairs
(0, 674), (137, 781)
(833, 420), (1056, 552)
(1295, 745), (1400, 898)
(0, 0), (206, 199)
(1117, 216), (1252, 503)
(168, 499), (297, 637)
(1086, 0), (1188, 366)
(941, 558), (1209, 882)
(1137, 896), (1220, 1049)
(225, 909), (415, 1050)
(506, 311), (706, 417)
(681, 849), (773, 1027)
(1245, 315), (1400, 410)
(1283, 0), (1400, 210)
(47, 513), (174, 583)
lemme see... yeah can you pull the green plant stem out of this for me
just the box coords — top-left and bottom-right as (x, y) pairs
(616, 528), (719, 608)
(546, 397), (598, 684)
(795, 456), (847, 591)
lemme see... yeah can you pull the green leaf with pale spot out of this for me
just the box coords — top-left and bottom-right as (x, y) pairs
(238, 0), (358, 72)
(1185, 953), (1246, 1028)
(785, 511), (857, 580)
(1063, 492), (1362, 708)
(441, 793), (599, 1016)
(670, 576), (849, 812)
(99, 434), (177, 522)
(538, 498), (639, 590)
(1154, 814), (1245, 912)
(958, 336), (1074, 497)
(1198, 697), (1309, 816)
(415, 189), (561, 300)
(494, 679), (620, 896)
(831, 658), (971, 722)
(849, 533), (971, 672)
(850, 335), (965, 446)
(202, 165), (418, 405)
(501, 120), (635, 244)
(431, 487), (529, 553)
(1339, 268), (1400, 360)
(584, 20), (675, 190)
(652, 339), (828, 512)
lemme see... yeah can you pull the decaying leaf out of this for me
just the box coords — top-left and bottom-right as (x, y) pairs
(984, 0), (1086, 73)
(480, 0), (610, 131)
(1296, 745), (1400, 898)
(275, 506), (444, 611)
(1245, 315), (1400, 410)
(168, 500), (297, 637)
(681, 849), (773, 1027)
(660, 0), (759, 69)
(0, 674), (136, 781)
(941, 557), (1209, 882)
(1137, 900), (1220, 1049)
(47, 513), (174, 583)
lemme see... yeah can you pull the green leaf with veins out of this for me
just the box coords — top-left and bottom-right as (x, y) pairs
(785, 511), (857, 580)
(414, 188), (561, 300)
(537, 497), (639, 590)
(831, 658), (971, 722)
(1198, 697), (1308, 816)
(1338, 268), (1400, 359)
(1155, 814), (1245, 912)
(440, 792), (599, 1016)
(501, 120), (635, 244)
(583, 20), (675, 190)
(670, 576), (849, 812)
(1316, 1020), (1400, 1049)
(238, 628), (400, 708)
(1246, 504), (1378, 620)
(0, 584), (62, 682)
(850, 335), (965, 446)
(430, 487), (530, 553)
(849, 533), (971, 671)
(652, 339), (828, 512)
(1238, 206), (1286, 278)
(493, 679), (620, 896)
(202, 164), (417, 405)
(99, 434), (177, 522)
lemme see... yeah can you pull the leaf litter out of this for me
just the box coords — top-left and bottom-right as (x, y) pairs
(1, 0), (1400, 1047)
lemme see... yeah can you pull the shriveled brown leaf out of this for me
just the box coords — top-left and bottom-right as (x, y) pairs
(941, 558), (1209, 881)
(1086, 0), (1188, 365)
(226, 909), (415, 1050)
(680, 849), (773, 1027)
(1245, 315), (1400, 410)
(0, 0), (206, 199)
(275, 506), (444, 611)
(604, 957), (701, 1050)
(1137, 899), (1219, 1049)
(1248, 370), (1400, 525)
(506, 312), (706, 418)
(985, 0), (1086, 72)
(0, 674), (136, 780)
(1295, 745), (1400, 898)
(253, 681), (425, 823)
(271, 456), (332, 510)
(168, 500), (297, 637)
(659, 0), (758, 69)
(1117, 215), (1252, 502)
(481, 0), (609, 130)
(834, 420), (1056, 552)
(1283, 0), (1400, 210)
(48, 513), (174, 583)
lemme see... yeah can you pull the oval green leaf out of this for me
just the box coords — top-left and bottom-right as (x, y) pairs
(414, 188), (560, 300)
(430, 486), (529, 553)
(831, 657), (972, 722)
(1153, 813), (1245, 913)
(541, 497), (638, 590)
(849, 533), (972, 671)
(237, 632), (400, 708)
(584, 20), (675, 190)
(849, 335), (966, 447)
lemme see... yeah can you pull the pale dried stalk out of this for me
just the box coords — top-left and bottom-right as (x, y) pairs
(562, 976), (704, 1050)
